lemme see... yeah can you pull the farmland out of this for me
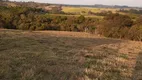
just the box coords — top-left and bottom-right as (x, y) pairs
(62, 6), (119, 14)
(61, 6), (140, 19)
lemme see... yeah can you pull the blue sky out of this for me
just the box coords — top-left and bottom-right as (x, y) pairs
(10, 0), (142, 7)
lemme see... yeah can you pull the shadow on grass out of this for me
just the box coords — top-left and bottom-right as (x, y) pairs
(132, 52), (142, 80)
(38, 36), (122, 47)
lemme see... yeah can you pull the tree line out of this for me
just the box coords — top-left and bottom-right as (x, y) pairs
(0, 6), (97, 32)
(0, 6), (142, 41)
(119, 9), (142, 14)
(98, 13), (142, 41)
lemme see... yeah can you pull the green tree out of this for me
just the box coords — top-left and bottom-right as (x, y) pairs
(77, 15), (85, 24)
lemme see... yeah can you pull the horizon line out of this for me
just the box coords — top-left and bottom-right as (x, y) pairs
(9, 0), (142, 8)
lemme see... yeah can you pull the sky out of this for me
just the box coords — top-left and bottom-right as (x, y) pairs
(10, 0), (142, 7)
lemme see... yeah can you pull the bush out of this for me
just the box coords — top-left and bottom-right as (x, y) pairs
(98, 13), (133, 38)
(77, 15), (85, 24)
(128, 25), (142, 41)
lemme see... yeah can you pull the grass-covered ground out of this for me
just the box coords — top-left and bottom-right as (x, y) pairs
(62, 6), (137, 15)
(46, 14), (103, 19)
(0, 29), (142, 80)
(62, 7), (119, 14)
(61, 7), (140, 20)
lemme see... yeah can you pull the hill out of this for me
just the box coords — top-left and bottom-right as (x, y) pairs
(0, 29), (142, 80)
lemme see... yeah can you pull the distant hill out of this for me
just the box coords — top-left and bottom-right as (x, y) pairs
(0, 1), (50, 8)
(0, 1), (142, 9)
(55, 4), (142, 9)
(0, 1), (64, 12)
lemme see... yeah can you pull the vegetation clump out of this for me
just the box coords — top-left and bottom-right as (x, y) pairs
(0, 3), (142, 41)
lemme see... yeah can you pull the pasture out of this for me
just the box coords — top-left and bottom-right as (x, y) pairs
(0, 29), (142, 80)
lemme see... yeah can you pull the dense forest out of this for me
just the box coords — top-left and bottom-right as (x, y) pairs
(0, 1), (142, 41)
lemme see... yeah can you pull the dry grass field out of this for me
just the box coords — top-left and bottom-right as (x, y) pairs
(62, 7), (119, 14)
(62, 7), (138, 19)
(0, 29), (142, 80)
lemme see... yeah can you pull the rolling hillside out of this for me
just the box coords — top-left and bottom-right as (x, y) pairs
(0, 29), (142, 80)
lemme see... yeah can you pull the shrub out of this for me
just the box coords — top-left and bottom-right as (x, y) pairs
(128, 25), (142, 41)
(98, 13), (133, 38)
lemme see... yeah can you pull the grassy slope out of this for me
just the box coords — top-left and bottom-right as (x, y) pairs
(0, 29), (142, 80)
(61, 7), (140, 20)
(62, 7), (119, 13)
